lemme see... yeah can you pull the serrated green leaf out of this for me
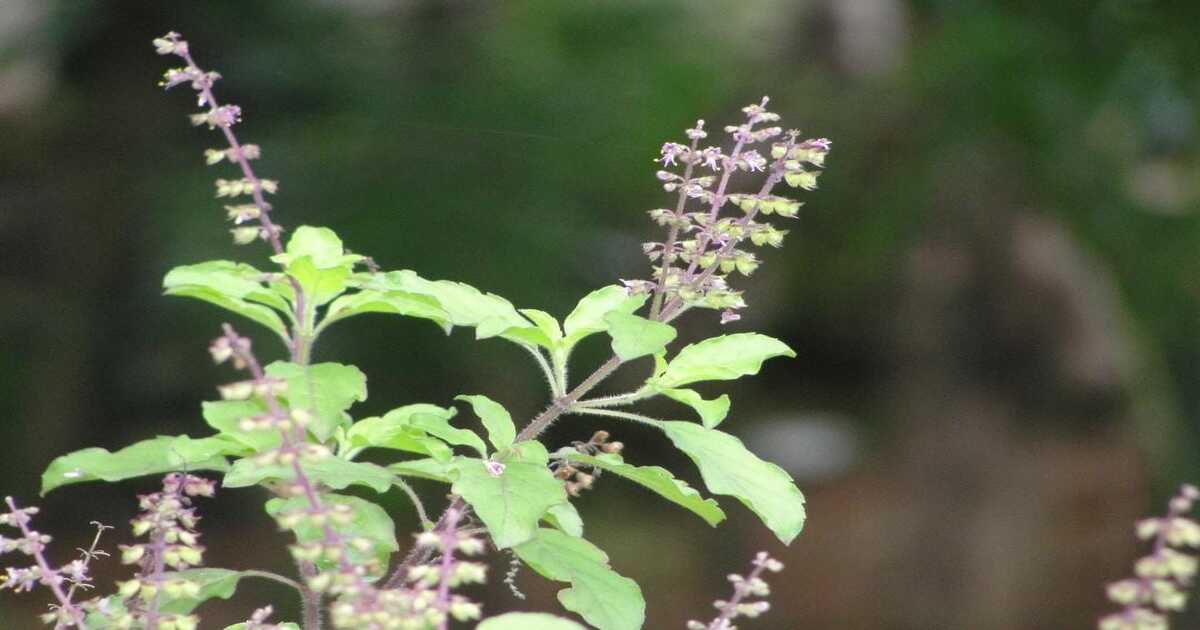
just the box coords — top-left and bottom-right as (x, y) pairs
(544, 502), (584, 537)
(514, 529), (645, 630)
(562, 451), (725, 527)
(285, 256), (352, 307)
(272, 226), (364, 270)
(270, 227), (365, 307)
(406, 405), (488, 458)
(604, 312), (676, 361)
(202, 399), (281, 452)
(389, 458), (453, 482)
(478, 613), (587, 630)
(42, 436), (235, 495)
(264, 362), (366, 442)
(347, 406), (454, 462)
(266, 494), (397, 573)
(455, 394), (516, 452)
(562, 286), (649, 348)
(361, 270), (532, 340)
(655, 387), (731, 429)
(510, 440), (551, 465)
(654, 333), (794, 388)
(450, 457), (566, 549)
(224, 456), (393, 493)
(163, 261), (290, 339)
(519, 309), (563, 343)
(322, 289), (450, 331)
(658, 421), (805, 544)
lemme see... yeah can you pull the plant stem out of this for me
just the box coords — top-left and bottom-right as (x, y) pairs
(567, 407), (661, 426)
(385, 355), (625, 587)
(659, 133), (796, 321)
(573, 388), (653, 408)
(4, 498), (88, 630)
(239, 569), (305, 593)
(394, 477), (432, 528)
(522, 345), (562, 397)
(706, 555), (771, 630)
(649, 133), (702, 320)
(177, 48), (285, 257)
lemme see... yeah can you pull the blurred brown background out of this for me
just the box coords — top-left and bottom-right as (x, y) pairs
(2, 1), (1199, 628)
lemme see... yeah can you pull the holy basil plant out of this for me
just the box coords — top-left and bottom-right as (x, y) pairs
(1, 31), (828, 630)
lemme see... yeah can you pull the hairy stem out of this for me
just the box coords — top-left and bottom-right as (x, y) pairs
(522, 344), (563, 397)
(566, 407), (661, 426)
(239, 569), (305, 593)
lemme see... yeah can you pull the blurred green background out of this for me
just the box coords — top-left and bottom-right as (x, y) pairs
(3, 1), (1200, 627)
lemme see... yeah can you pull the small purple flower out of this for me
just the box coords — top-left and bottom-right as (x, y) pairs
(210, 105), (242, 128)
(659, 142), (688, 167)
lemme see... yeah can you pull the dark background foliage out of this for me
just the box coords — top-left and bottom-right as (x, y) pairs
(2, 1), (1200, 627)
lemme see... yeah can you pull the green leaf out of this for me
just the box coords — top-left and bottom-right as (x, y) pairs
(163, 261), (290, 338)
(85, 569), (247, 626)
(519, 309), (563, 343)
(562, 451), (725, 527)
(543, 502), (584, 537)
(514, 529), (645, 630)
(271, 227), (365, 307)
(655, 387), (731, 429)
(346, 404), (456, 461)
(658, 421), (805, 544)
(405, 404), (489, 458)
(478, 613), (587, 630)
(604, 312), (676, 361)
(361, 270), (532, 340)
(455, 394), (516, 452)
(264, 362), (367, 442)
(322, 289), (450, 331)
(266, 494), (397, 573)
(389, 458), (453, 483)
(157, 568), (243, 614)
(653, 333), (795, 388)
(202, 399), (281, 452)
(225, 624), (301, 630)
(224, 456), (394, 493)
(450, 457), (566, 549)
(273, 226), (363, 270)
(562, 286), (649, 348)
(42, 436), (234, 495)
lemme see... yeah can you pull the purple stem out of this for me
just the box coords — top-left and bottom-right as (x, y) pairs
(173, 42), (310, 362)
(140, 480), (187, 630)
(175, 48), (285, 257)
(706, 555), (771, 630)
(434, 509), (463, 630)
(659, 133), (797, 322)
(4, 498), (88, 629)
(649, 133), (703, 320)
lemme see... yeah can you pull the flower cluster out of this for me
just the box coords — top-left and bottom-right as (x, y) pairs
(1100, 484), (1200, 630)
(552, 431), (624, 497)
(0, 498), (94, 627)
(105, 473), (216, 630)
(398, 508), (487, 628)
(635, 98), (830, 324)
(216, 326), (489, 629)
(687, 551), (783, 630)
(153, 31), (284, 251)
